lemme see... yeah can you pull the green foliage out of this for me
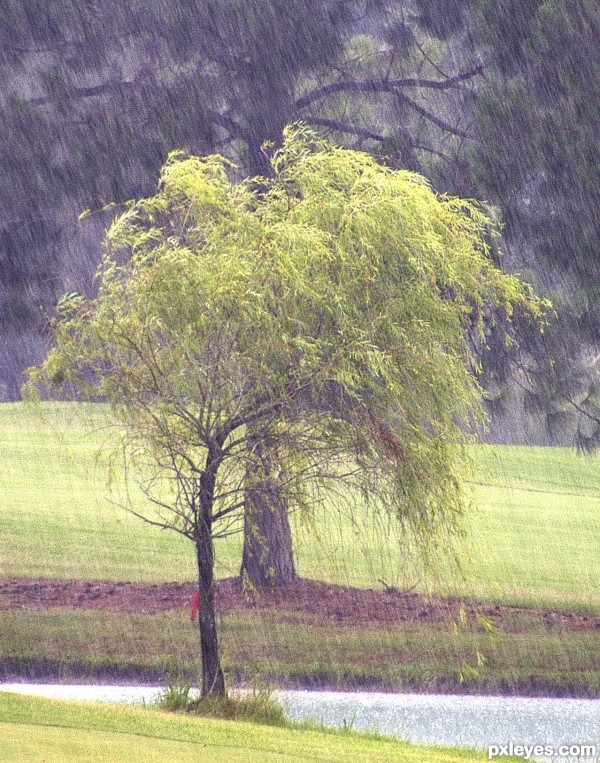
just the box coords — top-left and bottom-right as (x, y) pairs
(155, 664), (285, 720)
(27, 127), (545, 561)
(452, 604), (498, 685)
(157, 678), (195, 712)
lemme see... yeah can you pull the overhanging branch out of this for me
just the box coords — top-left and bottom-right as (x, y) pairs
(395, 92), (475, 140)
(28, 79), (244, 140)
(295, 66), (484, 110)
(303, 117), (384, 142)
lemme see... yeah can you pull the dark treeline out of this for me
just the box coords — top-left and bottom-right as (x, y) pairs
(1, 0), (599, 444)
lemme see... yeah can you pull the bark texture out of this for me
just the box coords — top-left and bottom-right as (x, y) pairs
(195, 531), (225, 698)
(196, 461), (225, 698)
(241, 436), (296, 587)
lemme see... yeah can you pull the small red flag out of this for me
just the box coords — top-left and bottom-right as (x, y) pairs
(190, 591), (200, 621)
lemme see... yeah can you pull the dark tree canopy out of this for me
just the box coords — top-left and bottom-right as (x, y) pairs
(4, 0), (594, 440)
(467, 0), (600, 444)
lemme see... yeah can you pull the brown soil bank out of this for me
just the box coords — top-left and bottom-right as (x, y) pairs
(1, 576), (599, 632)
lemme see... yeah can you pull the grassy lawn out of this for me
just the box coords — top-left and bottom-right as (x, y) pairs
(1, 402), (599, 612)
(453, 445), (600, 610)
(1, 608), (598, 696)
(0, 692), (488, 763)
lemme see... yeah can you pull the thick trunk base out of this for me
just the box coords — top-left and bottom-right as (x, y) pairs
(241, 489), (296, 587)
(241, 436), (296, 588)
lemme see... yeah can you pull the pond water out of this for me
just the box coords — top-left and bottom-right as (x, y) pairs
(1, 684), (599, 762)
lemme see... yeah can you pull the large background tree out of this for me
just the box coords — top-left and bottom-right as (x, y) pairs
(381, 0), (600, 447)
(26, 128), (544, 695)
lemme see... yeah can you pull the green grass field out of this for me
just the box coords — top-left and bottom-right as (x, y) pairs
(0, 692), (488, 763)
(1, 402), (599, 611)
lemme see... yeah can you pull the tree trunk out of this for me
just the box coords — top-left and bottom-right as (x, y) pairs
(196, 463), (226, 699)
(241, 434), (296, 587)
(195, 529), (225, 698)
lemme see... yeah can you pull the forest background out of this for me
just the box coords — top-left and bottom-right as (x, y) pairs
(1, 0), (599, 448)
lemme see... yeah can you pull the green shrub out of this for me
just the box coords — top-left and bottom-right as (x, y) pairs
(157, 678), (287, 727)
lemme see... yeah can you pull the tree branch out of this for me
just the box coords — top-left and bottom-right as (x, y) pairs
(394, 92), (476, 140)
(28, 79), (244, 141)
(303, 117), (384, 142)
(210, 112), (243, 140)
(28, 80), (138, 105)
(295, 66), (484, 110)
(125, 505), (193, 539)
(213, 500), (245, 521)
(411, 142), (453, 161)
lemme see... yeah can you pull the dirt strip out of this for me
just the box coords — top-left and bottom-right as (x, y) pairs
(1, 577), (599, 632)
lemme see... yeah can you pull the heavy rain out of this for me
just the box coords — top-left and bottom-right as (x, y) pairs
(0, 2), (598, 762)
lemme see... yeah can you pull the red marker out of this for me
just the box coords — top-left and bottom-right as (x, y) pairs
(190, 591), (200, 621)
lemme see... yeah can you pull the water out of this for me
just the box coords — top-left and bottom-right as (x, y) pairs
(1, 684), (599, 761)
(278, 690), (600, 762)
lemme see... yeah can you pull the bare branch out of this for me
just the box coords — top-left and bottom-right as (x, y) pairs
(411, 143), (453, 161)
(295, 66), (484, 110)
(29, 80), (139, 105)
(210, 111), (244, 140)
(213, 501), (245, 521)
(125, 506), (193, 539)
(303, 117), (384, 142)
(394, 92), (476, 140)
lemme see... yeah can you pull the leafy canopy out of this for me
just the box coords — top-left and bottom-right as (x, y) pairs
(26, 125), (546, 553)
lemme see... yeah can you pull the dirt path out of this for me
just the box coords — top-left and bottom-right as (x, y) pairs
(1, 577), (599, 633)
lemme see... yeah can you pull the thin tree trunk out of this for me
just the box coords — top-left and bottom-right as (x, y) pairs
(196, 462), (226, 699)
(241, 434), (296, 587)
(195, 534), (225, 698)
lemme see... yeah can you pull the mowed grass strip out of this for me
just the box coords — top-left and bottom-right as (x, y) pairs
(1, 403), (599, 611)
(0, 403), (196, 582)
(1, 608), (598, 696)
(0, 692), (487, 763)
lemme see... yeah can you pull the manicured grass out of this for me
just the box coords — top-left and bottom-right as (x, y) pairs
(0, 403), (195, 582)
(450, 445), (600, 610)
(1, 403), (600, 611)
(1, 608), (598, 696)
(0, 692), (487, 762)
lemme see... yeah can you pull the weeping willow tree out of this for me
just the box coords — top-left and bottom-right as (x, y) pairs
(25, 126), (545, 698)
